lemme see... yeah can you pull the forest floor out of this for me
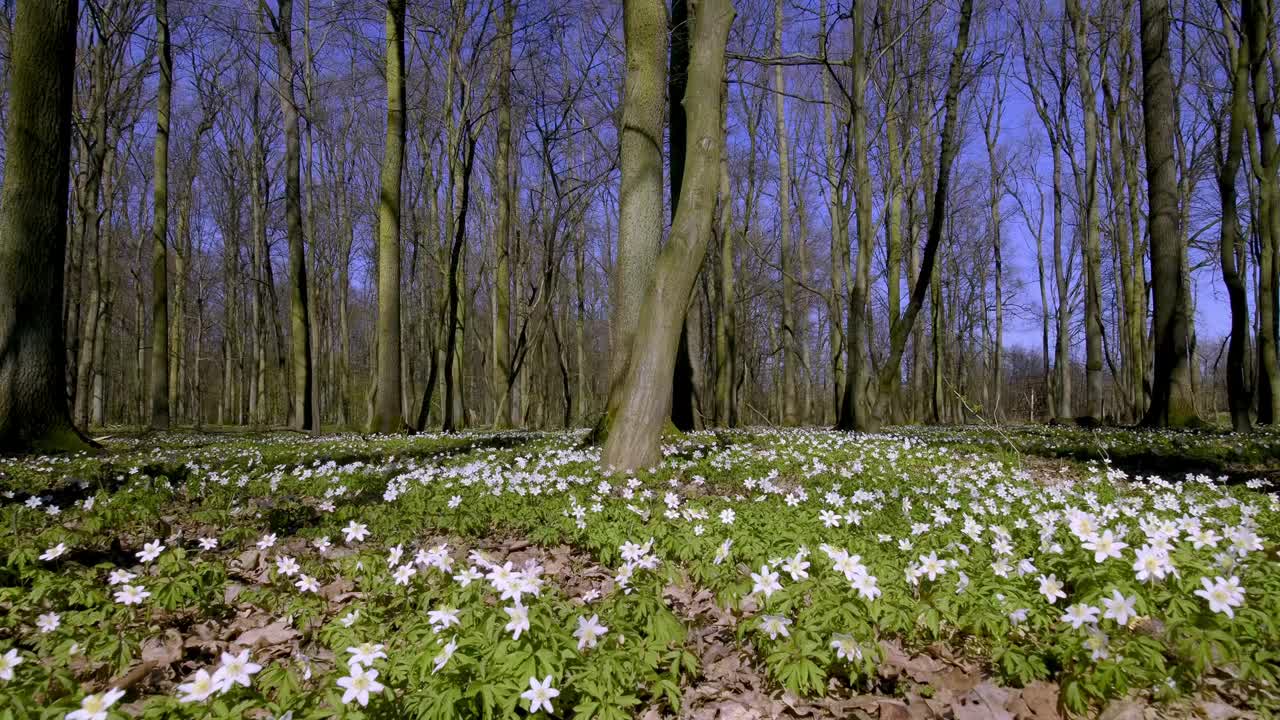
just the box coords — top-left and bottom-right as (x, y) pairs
(1, 425), (1278, 719)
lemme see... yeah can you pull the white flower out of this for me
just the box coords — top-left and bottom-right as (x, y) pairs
(339, 610), (359, 628)
(1132, 545), (1173, 582)
(392, 564), (416, 586)
(453, 566), (483, 586)
(1008, 608), (1029, 625)
(275, 556), (300, 577)
(295, 575), (319, 593)
(428, 608), (461, 631)
(1189, 528), (1220, 550)
(781, 553), (810, 582)
(750, 565), (782, 599)
(198, 537), (218, 551)
(1194, 575), (1245, 617)
(138, 540), (165, 563)
(1060, 603), (1100, 629)
(41, 543), (67, 561)
(504, 604), (530, 641)
(66, 687), (125, 720)
(343, 521), (369, 544)
(1101, 589), (1137, 626)
(36, 612), (60, 634)
(0, 648), (22, 682)
(830, 633), (862, 661)
(114, 584), (150, 606)
(256, 533), (277, 550)
(1083, 628), (1110, 661)
(1082, 529), (1127, 563)
(346, 642), (387, 666)
(759, 614), (792, 640)
(107, 569), (136, 586)
(713, 539), (732, 565)
(337, 663), (384, 707)
(719, 508), (736, 525)
(212, 650), (261, 691)
(177, 668), (218, 703)
(852, 573), (881, 601)
(574, 614), (608, 651)
(916, 552), (946, 581)
(432, 636), (457, 674)
(521, 675), (560, 714)
(1037, 574), (1066, 604)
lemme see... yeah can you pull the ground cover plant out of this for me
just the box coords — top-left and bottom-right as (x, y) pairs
(1, 427), (1277, 719)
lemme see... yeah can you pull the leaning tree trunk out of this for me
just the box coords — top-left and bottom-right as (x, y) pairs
(601, 0), (666, 439)
(1139, 0), (1198, 427)
(601, 0), (734, 471)
(372, 0), (406, 433)
(0, 0), (91, 452)
(866, 0), (973, 426)
(149, 0), (172, 430)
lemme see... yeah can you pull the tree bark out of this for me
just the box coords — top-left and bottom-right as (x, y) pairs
(602, 0), (733, 470)
(772, 0), (798, 425)
(148, 0), (172, 430)
(0, 0), (90, 452)
(1139, 0), (1198, 426)
(268, 0), (316, 431)
(1245, 0), (1280, 424)
(493, 0), (514, 428)
(1215, 3), (1252, 432)
(373, 0), (406, 433)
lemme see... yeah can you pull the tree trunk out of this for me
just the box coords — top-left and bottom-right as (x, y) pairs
(602, 0), (733, 470)
(1068, 0), (1103, 423)
(493, 0), (514, 428)
(867, 0), (973, 426)
(837, 1), (874, 431)
(603, 0), (666, 435)
(0, 0), (90, 452)
(270, 0), (316, 431)
(1139, 0), (1197, 427)
(1216, 5), (1252, 432)
(772, 0), (798, 425)
(148, 0), (171, 430)
(1245, 0), (1280, 424)
(373, 0), (406, 433)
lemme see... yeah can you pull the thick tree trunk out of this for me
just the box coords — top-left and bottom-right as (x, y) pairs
(1245, 0), (1280, 424)
(0, 0), (90, 452)
(602, 0), (733, 471)
(373, 0), (406, 433)
(604, 0), (666, 435)
(148, 0), (171, 430)
(1139, 0), (1198, 427)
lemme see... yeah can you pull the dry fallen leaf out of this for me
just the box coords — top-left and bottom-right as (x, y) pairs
(140, 628), (183, 667)
(234, 620), (299, 649)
